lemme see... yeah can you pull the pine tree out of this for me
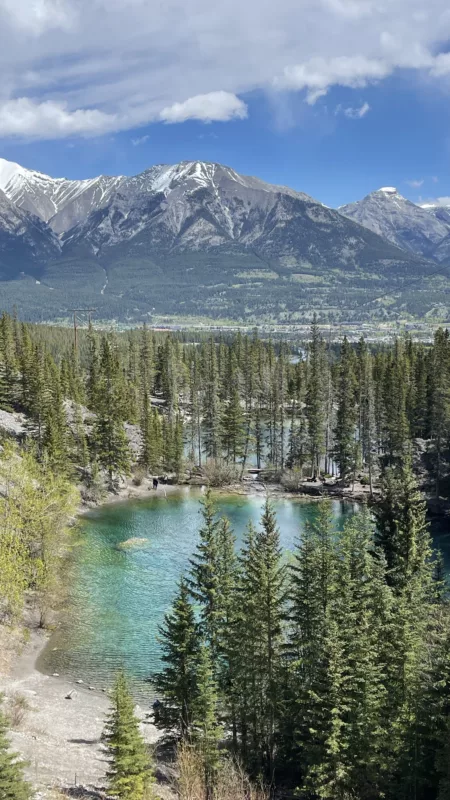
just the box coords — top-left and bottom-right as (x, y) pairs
(306, 316), (327, 479)
(86, 322), (100, 410)
(93, 336), (131, 486)
(237, 501), (286, 780)
(215, 517), (240, 748)
(191, 644), (223, 800)
(0, 312), (18, 411)
(287, 502), (337, 788)
(203, 339), (221, 460)
(221, 384), (245, 463)
(0, 703), (31, 800)
(103, 671), (153, 800)
(139, 391), (153, 472)
(334, 337), (357, 484)
(154, 578), (199, 737)
(430, 328), (450, 498)
(375, 459), (432, 592)
(71, 402), (89, 471)
(189, 490), (222, 659)
(93, 413), (131, 487)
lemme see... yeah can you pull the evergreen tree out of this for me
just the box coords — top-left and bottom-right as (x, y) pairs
(287, 502), (337, 789)
(189, 490), (222, 659)
(306, 316), (327, 479)
(139, 391), (153, 472)
(203, 339), (221, 460)
(375, 459), (432, 592)
(93, 412), (131, 487)
(93, 336), (131, 486)
(221, 384), (245, 463)
(334, 337), (357, 484)
(154, 578), (199, 737)
(191, 644), (223, 800)
(430, 329), (450, 498)
(0, 702), (31, 800)
(237, 501), (286, 780)
(103, 671), (153, 800)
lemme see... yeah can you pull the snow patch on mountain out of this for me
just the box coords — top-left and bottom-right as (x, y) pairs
(339, 188), (450, 258)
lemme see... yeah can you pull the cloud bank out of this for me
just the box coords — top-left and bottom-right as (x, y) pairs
(1, 0), (450, 139)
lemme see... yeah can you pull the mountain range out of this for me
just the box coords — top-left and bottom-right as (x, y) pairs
(0, 156), (449, 324)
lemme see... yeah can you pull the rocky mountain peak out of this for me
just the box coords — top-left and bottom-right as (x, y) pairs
(339, 186), (450, 258)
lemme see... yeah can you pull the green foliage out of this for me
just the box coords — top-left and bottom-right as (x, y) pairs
(191, 644), (223, 799)
(104, 671), (154, 800)
(154, 579), (199, 737)
(0, 443), (78, 624)
(0, 699), (31, 800)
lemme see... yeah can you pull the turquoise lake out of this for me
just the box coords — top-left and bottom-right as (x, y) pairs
(39, 490), (356, 690)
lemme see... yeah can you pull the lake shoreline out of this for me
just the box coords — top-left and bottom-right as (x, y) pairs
(0, 622), (169, 798)
(77, 472), (374, 518)
(1, 474), (445, 797)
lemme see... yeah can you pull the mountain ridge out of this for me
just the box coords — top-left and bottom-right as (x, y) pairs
(0, 156), (448, 323)
(339, 187), (450, 260)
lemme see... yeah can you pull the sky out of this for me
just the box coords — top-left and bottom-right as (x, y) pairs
(1, 0), (450, 207)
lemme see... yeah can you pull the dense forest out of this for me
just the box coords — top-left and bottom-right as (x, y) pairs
(1, 313), (450, 799)
(0, 313), (449, 496)
(153, 484), (450, 800)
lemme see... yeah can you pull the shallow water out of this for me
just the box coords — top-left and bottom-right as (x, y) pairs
(38, 491), (357, 690)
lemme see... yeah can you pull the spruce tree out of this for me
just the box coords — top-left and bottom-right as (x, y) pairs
(203, 339), (221, 460)
(430, 328), (450, 498)
(0, 703), (31, 800)
(287, 502), (337, 789)
(103, 671), (153, 800)
(221, 384), (245, 464)
(237, 501), (286, 780)
(334, 337), (357, 484)
(93, 336), (131, 486)
(154, 578), (199, 737)
(375, 459), (432, 592)
(306, 316), (327, 479)
(189, 490), (222, 659)
(215, 517), (240, 748)
(139, 391), (153, 472)
(191, 644), (223, 800)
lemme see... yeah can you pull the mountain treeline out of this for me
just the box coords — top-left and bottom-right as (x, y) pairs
(153, 481), (450, 800)
(0, 313), (449, 498)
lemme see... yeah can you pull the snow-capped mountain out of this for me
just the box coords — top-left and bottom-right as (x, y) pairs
(0, 187), (60, 280)
(0, 158), (124, 234)
(0, 157), (442, 323)
(339, 187), (450, 259)
(420, 202), (450, 228)
(63, 160), (321, 253)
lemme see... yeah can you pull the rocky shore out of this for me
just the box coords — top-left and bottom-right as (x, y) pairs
(0, 624), (172, 799)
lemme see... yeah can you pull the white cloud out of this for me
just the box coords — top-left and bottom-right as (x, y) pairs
(131, 134), (150, 146)
(405, 178), (424, 188)
(0, 0), (450, 139)
(160, 92), (247, 123)
(425, 196), (450, 207)
(275, 57), (389, 103)
(0, 0), (75, 35)
(0, 97), (117, 138)
(341, 101), (371, 118)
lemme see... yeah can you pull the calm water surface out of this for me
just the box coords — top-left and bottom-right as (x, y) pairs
(38, 491), (357, 689)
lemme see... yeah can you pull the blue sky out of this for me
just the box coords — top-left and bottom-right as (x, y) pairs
(1, 0), (450, 208)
